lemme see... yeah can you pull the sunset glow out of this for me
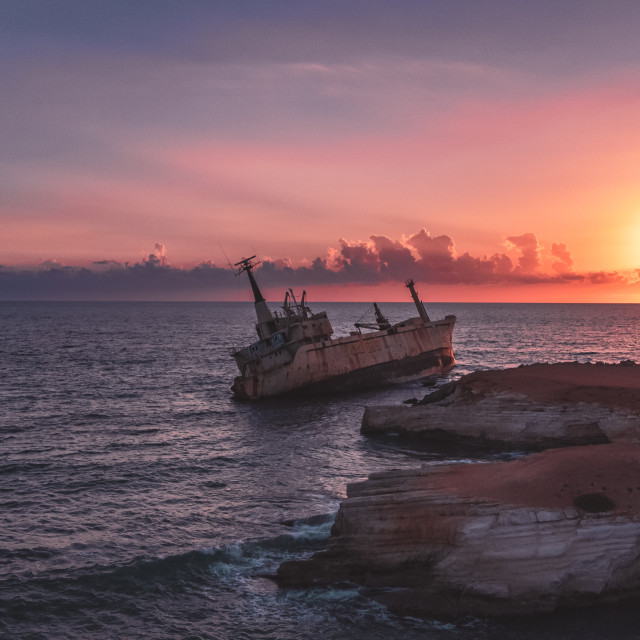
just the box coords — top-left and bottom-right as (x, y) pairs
(1, 1), (639, 302)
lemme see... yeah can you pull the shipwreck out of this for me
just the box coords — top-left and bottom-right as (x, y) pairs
(229, 256), (456, 399)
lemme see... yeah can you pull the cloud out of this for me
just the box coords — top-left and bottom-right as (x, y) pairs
(2, 230), (638, 300)
(243, 229), (607, 291)
(505, 233), (540, 274)
(145, 242), (169, 267)
(407, 229), (455, 261)
(38, 259), (65, 271)
(550, 242), (574, 274)
(587, 271), (627, 285)
(92, 260), (125, 271)
(0, 254), (235, 300)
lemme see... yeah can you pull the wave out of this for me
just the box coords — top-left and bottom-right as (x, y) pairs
(1, 515), (337, 608)
(202, 513), (336, 579)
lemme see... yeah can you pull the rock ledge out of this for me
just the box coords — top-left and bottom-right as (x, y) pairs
(278, 443), (640, 616)
(362, 363), (640, 448)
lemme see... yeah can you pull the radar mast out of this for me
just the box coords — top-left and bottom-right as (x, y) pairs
(235, 256), (276, 338)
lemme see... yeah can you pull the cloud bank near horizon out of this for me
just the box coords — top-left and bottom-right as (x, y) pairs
(1, 230), (637, 301)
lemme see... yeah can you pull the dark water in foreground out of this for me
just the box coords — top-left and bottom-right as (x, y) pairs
(2, 301), (640, 639)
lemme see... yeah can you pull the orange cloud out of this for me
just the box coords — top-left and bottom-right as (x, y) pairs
(551, 242), (574, 274)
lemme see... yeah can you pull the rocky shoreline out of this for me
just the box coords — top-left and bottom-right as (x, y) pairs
(362, 362), (640, 449)
(277, 362), (640, 617)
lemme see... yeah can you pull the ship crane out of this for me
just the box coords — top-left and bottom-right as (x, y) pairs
(355, 303), (392, 331)
(405, 279), (431, 323)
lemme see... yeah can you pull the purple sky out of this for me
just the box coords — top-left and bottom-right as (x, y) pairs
(2, 1), (640, 301)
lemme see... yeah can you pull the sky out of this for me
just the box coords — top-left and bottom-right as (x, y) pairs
(1, 0), (640, 302)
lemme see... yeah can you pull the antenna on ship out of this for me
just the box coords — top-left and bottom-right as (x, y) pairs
(234, 255), (264, 298)
(217, 242), (234, 271)
(235, 255), (277, 339)
(405, 279), (431, 323)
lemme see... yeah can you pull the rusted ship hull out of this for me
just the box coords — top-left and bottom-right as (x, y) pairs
(232, 315), (455, 399)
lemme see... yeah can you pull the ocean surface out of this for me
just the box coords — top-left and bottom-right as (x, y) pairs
(2, 301), (640, 640)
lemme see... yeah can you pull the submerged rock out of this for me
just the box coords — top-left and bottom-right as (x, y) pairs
(362, 363), (640, 449)
(277, 443), (640, 616)
(416, 380), (457, 405)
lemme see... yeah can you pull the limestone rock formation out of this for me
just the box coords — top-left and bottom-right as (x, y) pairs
(362, 363), (640, 449)
(278, 443), (640, 616)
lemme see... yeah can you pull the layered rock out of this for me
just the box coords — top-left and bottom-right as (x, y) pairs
(278, 443), (640, 616)
(362, 363), (640, 449)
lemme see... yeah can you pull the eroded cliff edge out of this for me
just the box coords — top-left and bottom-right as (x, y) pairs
(362, 362), (640, 448)
(279, 363), (640, 616)
(278, 443), (640, 616)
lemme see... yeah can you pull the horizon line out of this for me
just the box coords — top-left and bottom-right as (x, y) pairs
(2, 299), (639, 305)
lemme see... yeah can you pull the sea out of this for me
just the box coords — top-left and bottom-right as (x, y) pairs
(2, 301), (640, 640)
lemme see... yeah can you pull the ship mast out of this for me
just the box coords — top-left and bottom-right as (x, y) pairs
(235, 256), (277, 339)
(405, 279), (431, 323)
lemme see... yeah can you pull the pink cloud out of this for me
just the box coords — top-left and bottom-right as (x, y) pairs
(5, 228), (640, 301)
(551, 242), (574, 274)
(505, 233), (540, 274)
